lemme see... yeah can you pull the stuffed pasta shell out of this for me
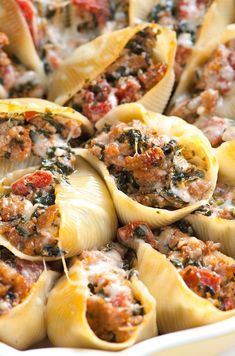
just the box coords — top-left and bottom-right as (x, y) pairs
(0, 98), (93, 178)
(47, 244), (157, 350)
(129, 0), (235, 82)
(186, 146), (235, 258)
(49, 24), (176, 123)
(186, 181), (235, 258)
(11, 0), (129, 74)
(0, 157), (117, 260)
(78, 103), (218, 228)
(170, 25), (235, 123)
(0, 247), (58, 349)
(0, 0), (44, 80)
(118, 221), (235, 333)
(0, 32), (45, 99)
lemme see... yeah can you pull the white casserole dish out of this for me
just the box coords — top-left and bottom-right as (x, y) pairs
(1, 316), (235, 356)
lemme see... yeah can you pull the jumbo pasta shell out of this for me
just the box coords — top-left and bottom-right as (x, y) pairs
(133, 239), (235, 333)
(0, 98), (93, 178)
(0, 268), (58, 349)
(0, 157), (117, 260)
(0, 0), (44, 79)
(46, 259), (157, 350)
(48, 24), (176, 115)
(170, 25), (235, 118)
(78, 103), (218, 228)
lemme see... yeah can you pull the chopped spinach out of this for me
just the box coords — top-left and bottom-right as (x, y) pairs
(170, 258), (184, 269)
(29, 130), (37, 142)
(41, 244), (65, 257)
(116, 169), (139, 193)
(163, 139), (177, 155)
(102, 124), (111, 133)
(149, 1), (175, 22)
(34, 190), (55, 206)
(118, 129), (147, 153)
(6, 291), (16, 300)
(15, 225), (28, 237)
(94, 143), (105, 161)
(45, 7), (56, 19)
(184, 258), (202, 268)
(4, 152), (11, 159)
(203, 285), (216, 297)
(132, 303), (144, 316)
(133, 225), (148, 239)
(88, 283), (95, 294)
(195, 170), (205, 179)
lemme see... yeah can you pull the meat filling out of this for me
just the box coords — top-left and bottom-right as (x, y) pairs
(0, 248), (43, 314)
(196, 182), (235, 219)
(171, 40), (235, 122)
(17, 0), (128, 73)
(0, 32), (44, 99)
(194, 116), (235, 148)
(79, 248), (144, 343)
(67, 27), (167, 123)
(118, 221), (235, 311)
(87, 120), (210, 209)
(0, 170), (63, 257)
(0, 111), (82, 174)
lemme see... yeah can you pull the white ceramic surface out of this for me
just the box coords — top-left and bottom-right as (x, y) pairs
(1, 316), (235, 356)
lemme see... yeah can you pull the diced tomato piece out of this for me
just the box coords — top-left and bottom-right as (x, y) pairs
(72, 0), (111, 26)
(199, 269), (221, 292)
(12, 170), (53, 196)
(16, 0), (39, 45)
(224, 297), (235, 311)
(83, 101), (114, 123)
(16, 0), (34, 24)
(181, 266), (221, 294)
(177, 1), (190, 19)
(116, 77), (141, 103)
(24, 111), (38, 121)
